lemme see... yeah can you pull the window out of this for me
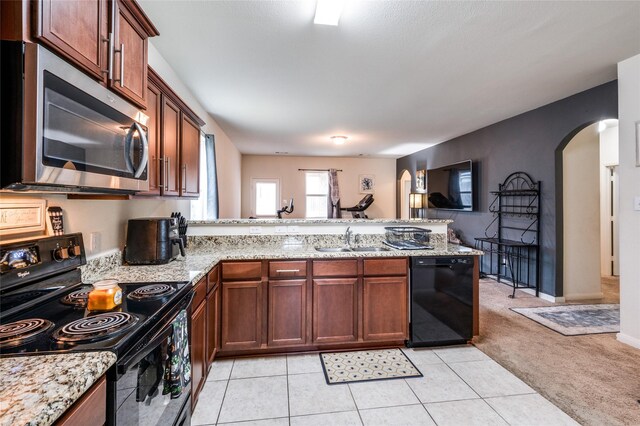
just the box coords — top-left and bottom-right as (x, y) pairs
(251, 178), (280, 217)
(191, 134), (219, 220)
(305, 171), (328, 218)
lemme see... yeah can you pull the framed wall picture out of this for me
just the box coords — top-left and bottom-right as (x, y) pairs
(359, 174), (375, 193)
(0, 198), (47, 237)
(416, 169), (426, 192)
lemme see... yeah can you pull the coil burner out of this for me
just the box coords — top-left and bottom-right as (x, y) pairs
(0, 318), (54, 348)
(53, 312), (138, 343)
(127, 284), (176, 301)
(60, 287), (92, 308)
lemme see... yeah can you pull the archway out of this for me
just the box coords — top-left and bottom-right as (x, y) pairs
(397, 169), (412, 219)
(555, 118), (619, 300)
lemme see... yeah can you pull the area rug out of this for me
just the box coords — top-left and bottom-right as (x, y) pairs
(511, 304), (620, 336)
(319, 348), (422, 385)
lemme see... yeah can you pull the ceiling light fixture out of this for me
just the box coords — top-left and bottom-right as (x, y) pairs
(331, 135), (348, 145)
(314, 0), (345, 26)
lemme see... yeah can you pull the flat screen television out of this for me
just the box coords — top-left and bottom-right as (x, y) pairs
(427, 160), (474, 211)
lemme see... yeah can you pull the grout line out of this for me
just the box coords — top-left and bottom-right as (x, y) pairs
(345, 382), (365, 425)
(217, 417), (289, 426)
(441, 361), (483, 400)
(285, 354), (291, 426)
(214, 358), (234, 425)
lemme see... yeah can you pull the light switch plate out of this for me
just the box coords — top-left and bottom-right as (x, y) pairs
(249, 226), (262, 234)
(634, 196), (640, 211)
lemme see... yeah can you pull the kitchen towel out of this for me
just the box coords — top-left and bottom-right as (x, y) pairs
(163, 310), (191, 398)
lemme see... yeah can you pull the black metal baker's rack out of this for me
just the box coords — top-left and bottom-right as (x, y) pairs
(475, 172), (541, 298)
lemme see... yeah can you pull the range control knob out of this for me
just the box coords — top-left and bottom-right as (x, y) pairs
(68, 245), (81, 257)
(53, 247), (69, 262)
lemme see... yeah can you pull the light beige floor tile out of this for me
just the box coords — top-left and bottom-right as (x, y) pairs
(290, 411), (362, 426)
(219, 418), (289, 426)
(433, 345), (491, 364)
(360, 404), (436, 426)
(485, 394), (580, 426)
(448, 360), (535, 398)
(287, 353), (323, 374)
(288, 372), (356, 416)
(207, 358), (234, 381)
(191, 380), (228, 425)
(348, 379), (419, 409)
(405, 363), (478, 403)
(402, 348), (444, 367)
(217, 376), (289, 423)
(230, 356), (287, 379)
(425, 398), (508, 426)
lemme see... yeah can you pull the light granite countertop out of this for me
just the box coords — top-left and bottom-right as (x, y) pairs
(84, 242), (482, 285)
(0, 351), (116, 426)
(190, 218), (453, 225)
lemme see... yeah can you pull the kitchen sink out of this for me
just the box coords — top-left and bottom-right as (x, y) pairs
(314, 246), (391, 252)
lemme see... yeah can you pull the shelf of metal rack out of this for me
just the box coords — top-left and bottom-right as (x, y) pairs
(475, 172), (541, 298)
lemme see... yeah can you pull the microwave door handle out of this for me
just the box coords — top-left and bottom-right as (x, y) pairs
(124, 123), (136, 173)
(132, 122), (149, 178)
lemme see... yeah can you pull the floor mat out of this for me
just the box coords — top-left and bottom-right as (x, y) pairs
(319, 348), (422, 385)
(511, 304), (619, 336)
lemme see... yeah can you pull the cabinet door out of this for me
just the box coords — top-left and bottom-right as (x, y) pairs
(221, 281), (263, 351)
(190, 300), (206, 409)
(36, 0), (109, 81)
(180, 114), (200, 197)
(111, 0), (148, 108)
(206, 284), (220, 367)
(268, 279), (307, 347)
(161, 96), (180, 196)
(312, 278), (357, 344)
(137, 81), (161, 195)
(362, 277), (408, 341)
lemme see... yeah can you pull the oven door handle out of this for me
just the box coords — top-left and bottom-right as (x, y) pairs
(117, 322), (174, 375)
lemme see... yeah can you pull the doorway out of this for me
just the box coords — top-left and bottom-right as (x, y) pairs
(560, 119), (619, 301)
(399, 170), (412, 220)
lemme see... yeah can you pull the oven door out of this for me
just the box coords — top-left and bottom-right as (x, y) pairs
(27, 43), (149, 192)
(115, 310), (191, 426)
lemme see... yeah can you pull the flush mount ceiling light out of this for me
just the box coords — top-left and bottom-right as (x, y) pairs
(314, 0), (345, 26)
(331, 135), (348, 145)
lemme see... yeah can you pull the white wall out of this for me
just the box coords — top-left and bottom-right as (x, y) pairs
(148, 43), (242, 218)
(617, 54), (640, 349)
(241, 156), (397, 219)
(563, 124), (602, 300)
(599, 124), (619, 276)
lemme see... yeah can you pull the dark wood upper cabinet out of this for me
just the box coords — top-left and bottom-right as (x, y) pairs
(35, 0), (109, 81)
(180, 113), (200, 197)
(34, 0), (158, 108)
(138, 81), (161, 195)
(161, 96), (180, 196)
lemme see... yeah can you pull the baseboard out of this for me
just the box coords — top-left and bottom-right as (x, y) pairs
(564, 292), (604, 301)
(519, 287), (565, 303)
(616, 332), (640, 350)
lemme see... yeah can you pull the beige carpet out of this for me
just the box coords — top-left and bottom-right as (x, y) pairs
(473, 278), (640, 426)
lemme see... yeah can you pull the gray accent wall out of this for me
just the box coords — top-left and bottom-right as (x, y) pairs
(396, 81), (618, 297)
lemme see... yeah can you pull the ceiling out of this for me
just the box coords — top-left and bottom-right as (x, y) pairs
(139, 1), (640, 158)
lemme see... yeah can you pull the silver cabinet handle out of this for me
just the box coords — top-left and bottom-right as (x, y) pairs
(114, 43), (124, 87)
(182, 164), (187, 192)
(108, 33), (114, 80)
(164, 157), (170, 191)
(275, 269), (300, 273)
(155, 156), (161, 189)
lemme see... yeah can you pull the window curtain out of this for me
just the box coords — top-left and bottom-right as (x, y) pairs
(205, 134), (219, 220)
(327, 168), (341, 218)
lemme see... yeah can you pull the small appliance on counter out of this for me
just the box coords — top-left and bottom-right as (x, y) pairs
(383, 226), (433, 250)
(124, 217), (185, 265)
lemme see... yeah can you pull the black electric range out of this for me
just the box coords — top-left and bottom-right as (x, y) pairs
(0, 233), (193, 426)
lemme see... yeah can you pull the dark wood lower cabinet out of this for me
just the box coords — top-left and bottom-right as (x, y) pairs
(57, 376), (106, 426)
(312, 278), (358, 344)
(268, 279), (307, 347)
(221, 281), (263, 351)
(190, 299), (206, 409)
(206, 283), (219, 367)
(362, 276), (408, 341)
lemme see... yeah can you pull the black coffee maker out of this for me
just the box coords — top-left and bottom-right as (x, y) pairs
(124, 218), (185, 265)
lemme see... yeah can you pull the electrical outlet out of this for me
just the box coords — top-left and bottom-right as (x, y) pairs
(287, 226), (299, 233)
(275, 226), (287, 234)
(249, 226), (262, 234)
(89, 232), (101, 253)
(634, 196), (640, 211)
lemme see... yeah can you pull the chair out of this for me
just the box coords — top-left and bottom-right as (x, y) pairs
(341, 194), (374, 218)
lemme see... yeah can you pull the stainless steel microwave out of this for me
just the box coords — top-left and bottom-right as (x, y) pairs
(1, 41), (149, 193)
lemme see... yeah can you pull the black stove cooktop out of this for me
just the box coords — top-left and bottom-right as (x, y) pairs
(0, 281), (190, 356)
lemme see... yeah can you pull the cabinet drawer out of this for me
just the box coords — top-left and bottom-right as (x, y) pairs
(222, 261), (262, 281)
(207, 265), (219, 293)
(312, 260), (358, 277)
(269, 261), (307, 278)
(193, 276), (207, 308)
(363, 258), (407, 276)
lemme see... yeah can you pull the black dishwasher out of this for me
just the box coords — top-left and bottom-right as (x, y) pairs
(409, 257), (473, 347)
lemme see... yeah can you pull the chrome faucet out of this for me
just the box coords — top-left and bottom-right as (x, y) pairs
(344, 226), (353, 248)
